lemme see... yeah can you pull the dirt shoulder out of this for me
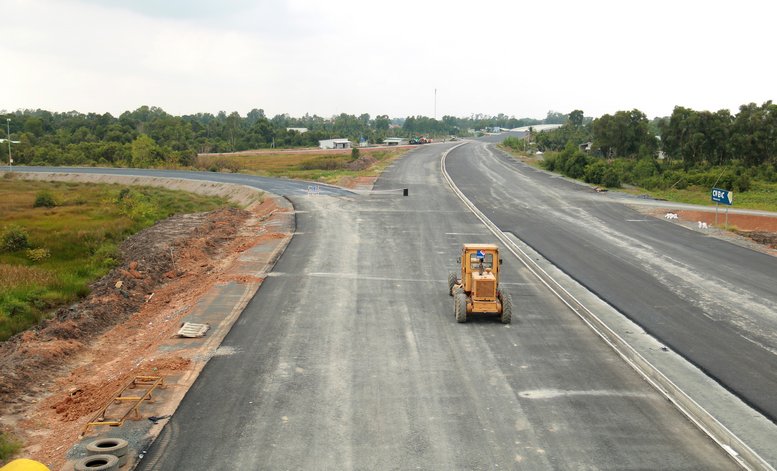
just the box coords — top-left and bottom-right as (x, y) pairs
(636, 205), (777, 256)
(0, 174), (294, 469)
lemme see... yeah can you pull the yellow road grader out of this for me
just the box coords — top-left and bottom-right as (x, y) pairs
(448, 244), (512, 324)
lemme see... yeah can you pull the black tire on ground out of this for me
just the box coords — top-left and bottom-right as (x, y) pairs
(86, 438), (129, 466)
(455, 292), (468, 323)
(86, 438), (129, 457)
(74, 454), (119, 471)
(499, 287), (512, 324)
(448, 272), (458, 296)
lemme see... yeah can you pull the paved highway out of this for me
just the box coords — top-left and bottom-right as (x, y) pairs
(446, 141), (777, 422)
(131, 145), (734, 469)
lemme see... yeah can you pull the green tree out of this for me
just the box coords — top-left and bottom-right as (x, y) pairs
(592, 109), (656, 158)
(568, 109), (584, 127)
(731, 101), (777, 167)
(130, 134), (162, 168)
(374, 115), (390, 132)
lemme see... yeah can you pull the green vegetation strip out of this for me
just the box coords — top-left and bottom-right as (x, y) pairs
(501, 138), (777, 212)
(0, 178), (229, 341)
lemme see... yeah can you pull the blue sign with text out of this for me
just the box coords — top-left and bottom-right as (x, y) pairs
(711, 188), (733, 205)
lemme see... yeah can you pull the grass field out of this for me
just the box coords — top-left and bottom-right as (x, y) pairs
(0, 178), (230, 341)
(193, 147), (409, 184)
(620, 181), (777, 212)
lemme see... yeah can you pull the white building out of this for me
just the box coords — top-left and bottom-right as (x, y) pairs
(319, 138), (352, 149)
(287, 127), (308, 134)
(384, 137), (405, 146)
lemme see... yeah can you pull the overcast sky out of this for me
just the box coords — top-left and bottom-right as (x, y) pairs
(1, 0), (775, 120)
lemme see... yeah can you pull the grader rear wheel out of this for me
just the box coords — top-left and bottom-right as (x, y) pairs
(498, 287), (512, 324)
(455, 292), (468, 323)
(448, 272), (458, 296)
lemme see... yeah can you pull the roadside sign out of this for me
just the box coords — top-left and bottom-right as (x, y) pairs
(711, 188), (733, 206)
(476, 250), (485, 260)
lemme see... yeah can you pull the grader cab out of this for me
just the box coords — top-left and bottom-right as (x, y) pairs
(448, 244), (512, 324)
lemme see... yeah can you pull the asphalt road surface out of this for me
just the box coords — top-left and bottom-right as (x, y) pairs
(446, 141), (777, 422)
(134, 145), (735, 469)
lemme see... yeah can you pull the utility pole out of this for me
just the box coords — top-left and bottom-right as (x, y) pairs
(434, 88), (437, 120)
(2, 119), (20, 172)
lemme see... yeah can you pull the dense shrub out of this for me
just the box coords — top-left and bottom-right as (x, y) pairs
(26, 247), (51, 262)
(633, 158), (658, 180)
(1, 225), (29, 252)
(734, 174), (751, 192)
(541, 154), (558, 172)
(559, 144), (590, 179)
(584, 160), (607, 184)
(0, 430), (22, 461)
(33, 191), (56, 208)
(502, 136), (526, 151)
(602, 168), (621, 188)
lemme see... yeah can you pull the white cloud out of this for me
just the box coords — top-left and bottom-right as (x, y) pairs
(0, 0), (775, 119)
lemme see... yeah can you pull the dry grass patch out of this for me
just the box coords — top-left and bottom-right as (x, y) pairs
(0, 264), (55, 289)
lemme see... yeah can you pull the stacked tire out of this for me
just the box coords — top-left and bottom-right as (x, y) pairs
(76, 438), (129, 470)
(74, 455), (119, 471)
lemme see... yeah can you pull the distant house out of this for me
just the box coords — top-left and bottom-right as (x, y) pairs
(319, 138), (351, 149)
(287, 127), (308, 134)
(384, 137), (405, 146)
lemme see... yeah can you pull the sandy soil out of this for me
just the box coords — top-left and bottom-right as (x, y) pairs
(0, 178), (288, 469)
(332, 175), (378, 190)
(643, 207), (777, 255)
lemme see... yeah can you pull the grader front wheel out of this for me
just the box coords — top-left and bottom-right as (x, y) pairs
(454, 292), (468, 323)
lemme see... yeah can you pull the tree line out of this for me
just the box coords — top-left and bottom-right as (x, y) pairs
(533, 102), (777, 167)
(508, 101), (777, 191)
(0, 107), (558, 168)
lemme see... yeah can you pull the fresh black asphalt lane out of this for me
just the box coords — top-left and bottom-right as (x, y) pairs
(445, 141), (777, 422)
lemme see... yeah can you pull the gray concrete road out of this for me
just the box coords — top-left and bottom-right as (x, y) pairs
(136, 145), (735, 469)
(445, 141), (777, 422)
